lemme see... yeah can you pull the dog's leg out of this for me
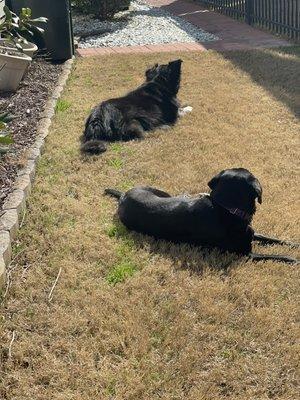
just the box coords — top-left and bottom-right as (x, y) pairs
(160, 125), (171, 130)
(178, 106), (193, 117)
(249, 252), (298, 264)
(253, 233), (299, 248)
(124, 120), (145, 141)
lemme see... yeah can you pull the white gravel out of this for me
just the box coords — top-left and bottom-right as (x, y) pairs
(73, 1), (218, 48)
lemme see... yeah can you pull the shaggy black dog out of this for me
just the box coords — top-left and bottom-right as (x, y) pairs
(81, 59), (191, 155)
(105, 168), (298, 264)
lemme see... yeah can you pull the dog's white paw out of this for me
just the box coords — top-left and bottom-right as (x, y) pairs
(178, 106), (193, 117)
(183, 106), (193, 113)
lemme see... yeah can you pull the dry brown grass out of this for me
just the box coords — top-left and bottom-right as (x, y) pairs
(0, 48), (300, 400)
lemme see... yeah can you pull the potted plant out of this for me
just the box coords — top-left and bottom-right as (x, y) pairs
(9, 0), (74, 60)
(0, 6), (47, 56)
(0, 5), (47, 92)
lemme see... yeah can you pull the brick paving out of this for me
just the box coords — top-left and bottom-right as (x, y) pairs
(77, 0), (291, 57)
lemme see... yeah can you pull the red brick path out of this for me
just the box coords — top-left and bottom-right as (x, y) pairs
(77, 0), (290, 57)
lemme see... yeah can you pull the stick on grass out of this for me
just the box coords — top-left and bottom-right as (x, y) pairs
(8, 330), (15, 358)
(48, 267), (62, 303)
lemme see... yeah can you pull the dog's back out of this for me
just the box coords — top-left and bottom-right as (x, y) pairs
(117, 187), (227, 246)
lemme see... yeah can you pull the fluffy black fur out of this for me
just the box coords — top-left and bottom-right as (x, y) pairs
(81, 59), (183, 155)
(105, 168), (299, 264)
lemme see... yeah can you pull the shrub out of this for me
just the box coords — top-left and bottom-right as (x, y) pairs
(72, 0), (131, 19)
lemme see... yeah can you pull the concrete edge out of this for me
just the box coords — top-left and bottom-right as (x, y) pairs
(0, 57), (75, 290)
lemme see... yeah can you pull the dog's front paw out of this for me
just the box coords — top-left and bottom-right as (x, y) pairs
(178, 106), (193, 117)
(183, 106), (193, 113)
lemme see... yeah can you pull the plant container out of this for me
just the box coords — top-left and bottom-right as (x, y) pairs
(0, 48), (31, 91)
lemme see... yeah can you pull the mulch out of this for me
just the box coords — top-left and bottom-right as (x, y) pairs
(0, 58), (63, 208)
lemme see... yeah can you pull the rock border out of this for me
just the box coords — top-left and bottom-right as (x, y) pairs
(0, 57), (74, 289)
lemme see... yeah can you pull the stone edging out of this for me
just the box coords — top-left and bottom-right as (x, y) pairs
(0, 57), (74, 289)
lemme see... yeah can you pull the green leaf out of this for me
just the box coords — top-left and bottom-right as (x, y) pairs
(0, 147), (9, 154)
(0, 134), (13, 145)
(31, 17), (48, 23)
(0, 121), (7, 130)
(30, 26), (45, 34)
(4, 6), (13, 21)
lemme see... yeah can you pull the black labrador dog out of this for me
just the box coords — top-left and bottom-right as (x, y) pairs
(105, 168), (298, 264)
(81, 59), (192, 155)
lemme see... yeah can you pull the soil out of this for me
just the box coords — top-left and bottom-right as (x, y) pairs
(0, 57), (62, 208)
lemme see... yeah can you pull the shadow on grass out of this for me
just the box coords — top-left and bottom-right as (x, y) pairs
(221, 46), (300, 118)
(158, 1), (299, 118)
(109, 218), (241, 275)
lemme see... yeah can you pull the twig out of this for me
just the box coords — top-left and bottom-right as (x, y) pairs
(2, 249), (26, 300)
(8, 330), (15, 358)
(3, 270), (11, 298)
(19, 208), (27, 229)
(48, 267), (62, 303)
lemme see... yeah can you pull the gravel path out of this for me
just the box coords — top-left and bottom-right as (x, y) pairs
(74, 1), (218, 48)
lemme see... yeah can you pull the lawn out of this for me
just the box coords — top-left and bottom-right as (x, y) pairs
(0, 48), (299, 399)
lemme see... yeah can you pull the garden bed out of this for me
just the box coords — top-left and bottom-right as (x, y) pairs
(74, 0), (218, 48)
(0, 58), (62, 208)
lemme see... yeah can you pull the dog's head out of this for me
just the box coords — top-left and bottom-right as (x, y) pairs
(145, 59), (182, 94)
(208, 168), (262, 221)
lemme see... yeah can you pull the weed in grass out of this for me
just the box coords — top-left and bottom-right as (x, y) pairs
(104, 378), (117, 396)
(110, 143), (123, 153)
(106, 222), (128, 239)
(116, 242), (135, 263)
(119, 180), (135, 191)
(55, 99), (71, 113)
(107, 156), (123, 170)
(106, 261), (137, 285)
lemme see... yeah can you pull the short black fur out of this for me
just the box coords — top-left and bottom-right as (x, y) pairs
(81, 59), (183, 155)
(105, 168), (299, 264)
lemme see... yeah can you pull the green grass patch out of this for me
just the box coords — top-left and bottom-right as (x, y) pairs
(106, 261), (137, 285)
(55, 99), (72, 113)
(107, 156), (123, 170)
(110, 143), (123, 153)
(106, 222), (128, 239)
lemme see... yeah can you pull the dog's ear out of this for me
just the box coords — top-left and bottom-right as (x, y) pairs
(208, 170), (225, 190)
(168, 59), (182, 70)
(145, 64), (159, 81)
(250, 178), (262, 204)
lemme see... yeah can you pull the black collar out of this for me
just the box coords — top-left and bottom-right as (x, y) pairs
(212, 197), (252, 222)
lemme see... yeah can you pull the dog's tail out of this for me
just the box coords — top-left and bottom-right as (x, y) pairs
(250, 253), (298, 264)
(104, 188), (124, 200)
(81, 116), (107, 155)
(81, 103), (124, 155)
(80, 139), (107, 155)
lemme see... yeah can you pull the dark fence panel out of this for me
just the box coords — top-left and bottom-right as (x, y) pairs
(198, 0), (300, 40)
